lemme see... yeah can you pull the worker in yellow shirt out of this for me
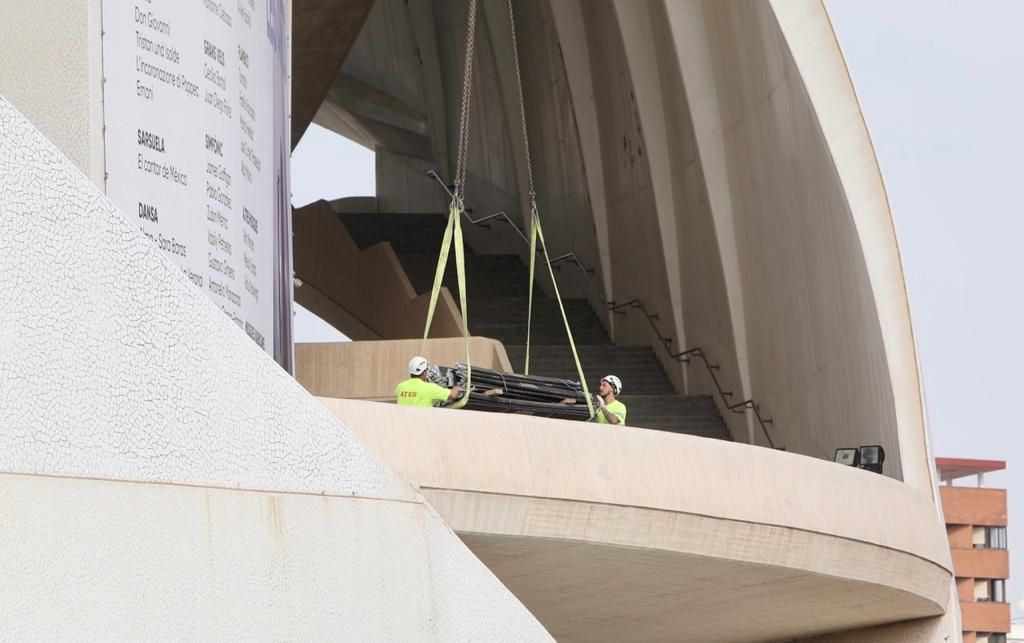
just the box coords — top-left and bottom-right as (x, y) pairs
(595, 374), (626, 425)
(395, 356), (463, 407)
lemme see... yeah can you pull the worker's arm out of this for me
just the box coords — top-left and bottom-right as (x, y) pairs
(429, 382), (462, 405)
(600, 405), (622, 425)
(594, 396), (623, 425)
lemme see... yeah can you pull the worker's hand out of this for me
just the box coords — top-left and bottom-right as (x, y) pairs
(450, 386), (464, 400)
(595, 394), (605, 409)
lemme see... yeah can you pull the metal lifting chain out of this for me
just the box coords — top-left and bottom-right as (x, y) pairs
(506, 0), (594, 418)
(508, 0), (539, 375)
(453, 0), (480, 208)
(421, 0), (479, 410)
(507, 0), (535, 202)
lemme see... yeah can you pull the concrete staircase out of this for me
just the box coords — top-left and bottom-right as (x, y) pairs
(337, 212), (731, 440)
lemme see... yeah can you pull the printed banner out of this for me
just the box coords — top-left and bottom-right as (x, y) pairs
(102, 0), (292, 368)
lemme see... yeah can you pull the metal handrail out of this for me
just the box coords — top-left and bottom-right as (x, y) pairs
(675, 347), (778, 450)
(609, 301), (778, 448)
(426, 171), (607, 302)
(547, 252), (607, 306)
(424, 168), (781, 448)
(426, 171), (530, 243)
(426, 169), (459, 202)
(467, 209), (530, 246)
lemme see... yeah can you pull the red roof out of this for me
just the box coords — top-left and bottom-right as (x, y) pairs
(935, 457), (1005, 482)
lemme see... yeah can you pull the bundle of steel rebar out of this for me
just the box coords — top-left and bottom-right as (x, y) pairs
(442, 364), (595, 420)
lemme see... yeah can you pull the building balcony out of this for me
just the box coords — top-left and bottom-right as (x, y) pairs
(940, 486), (1007, 526)
(960, 600), (1011, 636)
(952, 547), (1010, 581)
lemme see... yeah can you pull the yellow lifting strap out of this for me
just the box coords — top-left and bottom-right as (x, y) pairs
(421, 0), (594, 418)
(419, 0), (478, 409)
(525, 203), (595, 419)
(420, 200), (471, 409)
(509, 0), (594, 419)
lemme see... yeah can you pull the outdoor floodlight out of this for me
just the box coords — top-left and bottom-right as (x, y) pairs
(834, 447), (860, 467)
(858, 445), (885, 474)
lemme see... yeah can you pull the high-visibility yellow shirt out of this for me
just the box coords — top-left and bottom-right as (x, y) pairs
(597, 400), (627, 425)
(395, 377), (451, 407)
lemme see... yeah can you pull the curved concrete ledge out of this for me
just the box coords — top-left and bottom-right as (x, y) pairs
(320, 398), (952, 642)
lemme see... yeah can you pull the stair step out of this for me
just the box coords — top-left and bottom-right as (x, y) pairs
(470, 296), (594, 309)
(470, 304), (597, 316)
(401, 254), (527, 272)
(489, 337), (612, 347)
(512, 367), (670, 379)
(337, 212), (733, 443)
(505, 345), (657, 357)
(473, 322), (605, 334)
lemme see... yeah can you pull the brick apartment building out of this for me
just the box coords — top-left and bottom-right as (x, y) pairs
(938, 458), (1010, 643)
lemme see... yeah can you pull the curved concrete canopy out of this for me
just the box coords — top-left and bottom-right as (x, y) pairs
(292, 0), (375, 147)
(307, 0), (934, 501)
(321, 398), (952, 642)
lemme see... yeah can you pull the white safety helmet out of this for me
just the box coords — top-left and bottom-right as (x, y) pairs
(409, 356), (429, 376)
(602, 375), (622, 395)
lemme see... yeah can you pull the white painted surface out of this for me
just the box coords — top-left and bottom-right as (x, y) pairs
(659, 1), (907, 477)
(0, 97), (550, 640)
(546, 0), (615, 311)
(771, 0), (934, 499)
(0, 0), (105, 184)
(0, 472), (550, 641)
(1009, 623), (1024, 642)
(660, 0), (753, 440)
(799, 579), (960, 642)
(613, 0), (688, 371)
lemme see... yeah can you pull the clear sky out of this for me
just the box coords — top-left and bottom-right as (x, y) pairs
(292, 2), (1023, 618)
(827, 0), (1023, 617)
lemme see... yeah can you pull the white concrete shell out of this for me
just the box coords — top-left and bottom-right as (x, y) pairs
(323, 0), (935, 499)
(0, 0), (960, 639)
(304, 3), (958, 636)
(0, 98), (550, 641)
